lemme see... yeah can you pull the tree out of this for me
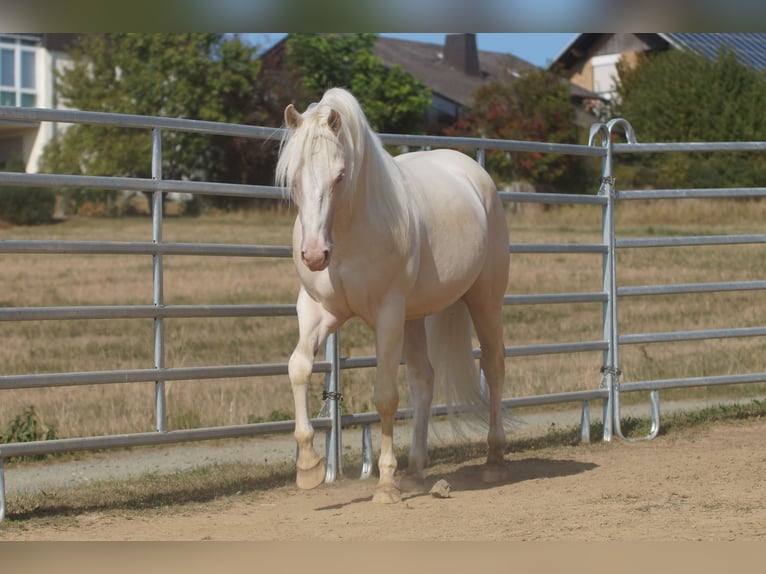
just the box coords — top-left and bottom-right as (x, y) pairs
(612, 48), (766, 189)
(447, 64), (590, 193)
(284, 34), (431, 134)
(39, 33), (264, 214)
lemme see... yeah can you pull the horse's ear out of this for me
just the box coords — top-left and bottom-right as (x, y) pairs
(327, 109), (341, 135)
(284, 104), (302, 129)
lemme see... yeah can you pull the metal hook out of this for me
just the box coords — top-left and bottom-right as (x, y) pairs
(588, 118), (638, 147)
(606, 118), (638, 144)
(613, 388), (661, 442)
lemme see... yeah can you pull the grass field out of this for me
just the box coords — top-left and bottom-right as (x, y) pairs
(2, 197), (766, 440)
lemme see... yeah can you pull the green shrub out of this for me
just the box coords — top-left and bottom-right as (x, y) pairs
(0, 157), (57, 225)
(2, 406), (58, 461)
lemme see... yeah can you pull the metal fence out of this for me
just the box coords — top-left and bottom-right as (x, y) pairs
(1, 105), (765, 521)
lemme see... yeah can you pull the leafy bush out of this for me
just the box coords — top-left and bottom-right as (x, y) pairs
(2, 406), (58, 461)
(0, 157), (57, 225)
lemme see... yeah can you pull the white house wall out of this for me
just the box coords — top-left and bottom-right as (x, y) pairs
(25, 46), (74, 172)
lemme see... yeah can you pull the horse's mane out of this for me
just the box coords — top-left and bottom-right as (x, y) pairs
(276, 88), (413, 251)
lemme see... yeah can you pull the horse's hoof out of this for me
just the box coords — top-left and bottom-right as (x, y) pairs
(481, 461), (510, 483)
(296, 458), (326, 490)
(372, 485), (402, 504)
(399, 473), (427, 494)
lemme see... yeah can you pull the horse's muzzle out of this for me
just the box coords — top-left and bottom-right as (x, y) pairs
(301, 248), (331, 272)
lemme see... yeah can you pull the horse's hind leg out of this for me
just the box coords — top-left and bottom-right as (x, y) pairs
(400, 318), (434, 493)
(464, 252), (510, 482)
(289, 287), (342, 490)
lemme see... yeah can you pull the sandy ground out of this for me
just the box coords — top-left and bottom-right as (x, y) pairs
(2, 416), (764, 542)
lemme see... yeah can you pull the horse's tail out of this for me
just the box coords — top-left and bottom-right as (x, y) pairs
(425, 300), (491, 434)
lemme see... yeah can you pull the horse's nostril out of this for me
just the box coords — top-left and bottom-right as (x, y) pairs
(301, 248), (331, 271)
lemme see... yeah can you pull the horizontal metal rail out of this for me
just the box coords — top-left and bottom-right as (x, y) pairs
(614, 141), (766, 154)
(505, 292), (607, 305)
(0, 104), (286, 139)
(0, 105), (607, 158)
(616, 234), (766, 249)
(339, 388), (609, 427)
(504, 340), (608, 357)
(617, 187), (766, 200)
(618, 280), (766, 297)
(510, 243), (606, 254)
(380, 133), (606, 157)
(0, 348), (493, 389)
(0, 417), (331, 459)
(621, 372), (766, 393)
(499, 191), (607, 205)
(0, 239), (292, 257)
(0, 362), (329, 390)
(0, 304), (296, 322)
(0, 171), (284, 199)
(502, 389), (609, 409)
(305, 339), (612, 376)
(620, 326), (766, 346)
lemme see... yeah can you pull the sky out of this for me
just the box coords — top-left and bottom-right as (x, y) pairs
(248, 33), (578, 68)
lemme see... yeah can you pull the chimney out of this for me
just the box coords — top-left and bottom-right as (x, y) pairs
(443, 33), (481, 76)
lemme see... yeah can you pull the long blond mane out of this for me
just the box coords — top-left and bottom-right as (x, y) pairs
(276, 88), (413, 251)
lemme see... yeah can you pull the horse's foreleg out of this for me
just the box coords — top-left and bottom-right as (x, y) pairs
(400, 318), (433, 493)
(289, 288), (341, 490)
(371, 299), (406, 503)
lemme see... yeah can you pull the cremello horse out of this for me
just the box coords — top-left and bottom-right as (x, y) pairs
(276, 88), (510, 503)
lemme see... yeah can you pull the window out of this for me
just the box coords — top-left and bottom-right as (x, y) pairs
(0, 35), (38, 107)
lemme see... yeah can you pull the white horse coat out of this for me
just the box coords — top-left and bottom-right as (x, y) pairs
(276, 88), (510, 502)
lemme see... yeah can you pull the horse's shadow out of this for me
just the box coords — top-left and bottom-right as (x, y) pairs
(432, 457), (597, 493)
(315, 457), (597, 510)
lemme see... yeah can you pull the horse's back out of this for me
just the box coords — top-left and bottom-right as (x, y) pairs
(395, 149), (499, 211)
(395, 148), (507, 250)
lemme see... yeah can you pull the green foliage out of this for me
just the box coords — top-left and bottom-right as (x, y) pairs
(446, 65), (592, 193)
(39, 33), (267, 213)
(2, 406), (58, 461)
(0, 157), (57, 225)
(285, 34), (431, 133)
(613, 48), (766, 189)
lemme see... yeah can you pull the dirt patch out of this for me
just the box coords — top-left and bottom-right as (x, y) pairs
(3, 419), (765, 541)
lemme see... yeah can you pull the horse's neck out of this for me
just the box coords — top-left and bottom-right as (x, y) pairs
(338, 139), (414, 254)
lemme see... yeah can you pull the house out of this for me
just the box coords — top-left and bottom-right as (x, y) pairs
(0, 33), (77, 172)
(550, 33), (766, 102)
(261, 33), (600, 133)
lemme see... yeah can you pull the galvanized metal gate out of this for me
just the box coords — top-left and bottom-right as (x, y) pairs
(1, 105), (764, 521)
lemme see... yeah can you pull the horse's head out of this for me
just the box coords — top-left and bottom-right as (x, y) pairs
(277, 98), (351, 272)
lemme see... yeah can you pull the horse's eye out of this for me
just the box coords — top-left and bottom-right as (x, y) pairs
(336, 170), (345, 182)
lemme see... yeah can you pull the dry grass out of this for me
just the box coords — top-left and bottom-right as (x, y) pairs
(2, 198), (766, 439)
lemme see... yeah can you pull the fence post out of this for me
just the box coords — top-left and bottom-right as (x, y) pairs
(592, 119), (655, 442)
(603, 120), (662, 442)
(600, 159), (619, 442)
(152, 127), (167, 433)
(322, 331), (342, 482)
(589, 122), (618, 441)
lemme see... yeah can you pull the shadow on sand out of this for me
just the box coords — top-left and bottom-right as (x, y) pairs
(315, 456), (597, 510)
